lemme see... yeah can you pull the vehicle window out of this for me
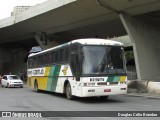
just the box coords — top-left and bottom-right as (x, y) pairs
(82, 46), (106, 74)
(3, 76), (7, 80)
(37, 56), (42, 67)
(55, 51), (59, 63)
(60, 49), (64, 62)
(8, 76), (19, 80)
(28, 58), (33, 68)
(48, 53), (52, 64)
(43, 54), (47, 65)
(52, 52), (55, 64)
(82, 46), (125, 74)
(64, 47), (69, 61)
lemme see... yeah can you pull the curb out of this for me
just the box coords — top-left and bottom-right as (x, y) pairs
(126, 93), (160, 100)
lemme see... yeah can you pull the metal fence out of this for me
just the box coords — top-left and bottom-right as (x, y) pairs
(126, 65), (137, 80)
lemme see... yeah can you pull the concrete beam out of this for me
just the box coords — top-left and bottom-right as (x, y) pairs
(34, 33), (59, 50)
(119, 13), (160, 81)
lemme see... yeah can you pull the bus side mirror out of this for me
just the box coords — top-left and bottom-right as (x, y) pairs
(75, 54), (82, 81)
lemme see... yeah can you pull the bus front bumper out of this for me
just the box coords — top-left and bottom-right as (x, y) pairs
(81, 85), (127, 97)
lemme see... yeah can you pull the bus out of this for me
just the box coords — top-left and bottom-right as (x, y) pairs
(27, 38), (127, 99)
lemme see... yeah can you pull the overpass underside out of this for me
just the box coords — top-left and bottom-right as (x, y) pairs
(0, 0), (160, 81)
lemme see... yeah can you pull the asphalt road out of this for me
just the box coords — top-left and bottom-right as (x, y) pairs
(0, 85), (160, 120)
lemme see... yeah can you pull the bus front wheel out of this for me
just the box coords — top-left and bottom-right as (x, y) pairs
(66, 83), (74, 100)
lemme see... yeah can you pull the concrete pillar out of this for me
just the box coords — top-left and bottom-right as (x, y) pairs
(34, 33), (59, 50)
(119, 13), (160, 81)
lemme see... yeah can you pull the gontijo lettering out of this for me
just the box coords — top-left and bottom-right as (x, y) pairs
(28, 68), (45, 76)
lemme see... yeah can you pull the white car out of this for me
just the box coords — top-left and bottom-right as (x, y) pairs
(1, 75), (23, 88)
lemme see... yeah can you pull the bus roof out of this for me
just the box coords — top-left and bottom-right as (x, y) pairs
(71, 38), (123, 45)
(28, 38), (123, 57)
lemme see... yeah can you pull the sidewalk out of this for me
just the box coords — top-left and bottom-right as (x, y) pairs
(126, 88), (160, 99)
(126, 80), (160, 99)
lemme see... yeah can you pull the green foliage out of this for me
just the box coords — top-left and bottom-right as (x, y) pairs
(125, 51), (134, 61)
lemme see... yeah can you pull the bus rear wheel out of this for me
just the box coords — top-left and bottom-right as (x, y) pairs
(34, 81), (39, 92)
(66, 83), (74, 100)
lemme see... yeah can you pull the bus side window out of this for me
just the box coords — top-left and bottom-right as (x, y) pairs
(43, 55), (47, 65)
(64, 47), (69, 62)
(48, 53), (52, 64)
(55, 51), (59, 63)
(37, 56), (40, 67)
(46, 53), (52, 64)
(70, 54), (76, 75)
(39, 56), (42, 67)
(40, 55), (44, 66)
(62, 49), (65, 62)
(28, 58), (33, 68)
(52, 52), (55, 64)
(59, 49), (64, 63)
(34, 57), (38, 67)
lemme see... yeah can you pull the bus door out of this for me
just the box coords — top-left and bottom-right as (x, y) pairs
(70, 43), (83, 96)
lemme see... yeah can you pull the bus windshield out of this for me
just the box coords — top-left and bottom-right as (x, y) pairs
(82, 46), (125, 75)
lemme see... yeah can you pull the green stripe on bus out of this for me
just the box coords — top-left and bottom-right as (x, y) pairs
(50, 65), (61, 92)
(107, 76), (114, 82)
(46, 66), (55, 91)
(113, 76), (120, 82)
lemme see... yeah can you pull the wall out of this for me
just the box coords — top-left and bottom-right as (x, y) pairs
(0, 48), (28, 81)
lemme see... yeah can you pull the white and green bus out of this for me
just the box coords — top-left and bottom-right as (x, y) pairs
(27, 38), (127, 99)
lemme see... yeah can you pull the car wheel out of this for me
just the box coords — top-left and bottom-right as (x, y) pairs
(1, 84), (3, 87)
(20, 86), (23, 88)
(66, 83), (74, 100)
(7, 83), (10, 88)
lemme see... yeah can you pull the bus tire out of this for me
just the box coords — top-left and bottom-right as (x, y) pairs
(34, 81), (39, 92)
(99, 96), (109, 100)
(66, 83), (74, 100)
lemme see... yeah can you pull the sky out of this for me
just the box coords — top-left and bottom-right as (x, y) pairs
(0, 0), (47, 20)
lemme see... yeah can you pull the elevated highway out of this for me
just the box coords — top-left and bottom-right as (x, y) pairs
(0, 0), (160, 81)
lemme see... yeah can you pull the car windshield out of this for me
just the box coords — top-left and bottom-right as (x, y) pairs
(8, 76), (19, 80)
(82, 46), (125, 75)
